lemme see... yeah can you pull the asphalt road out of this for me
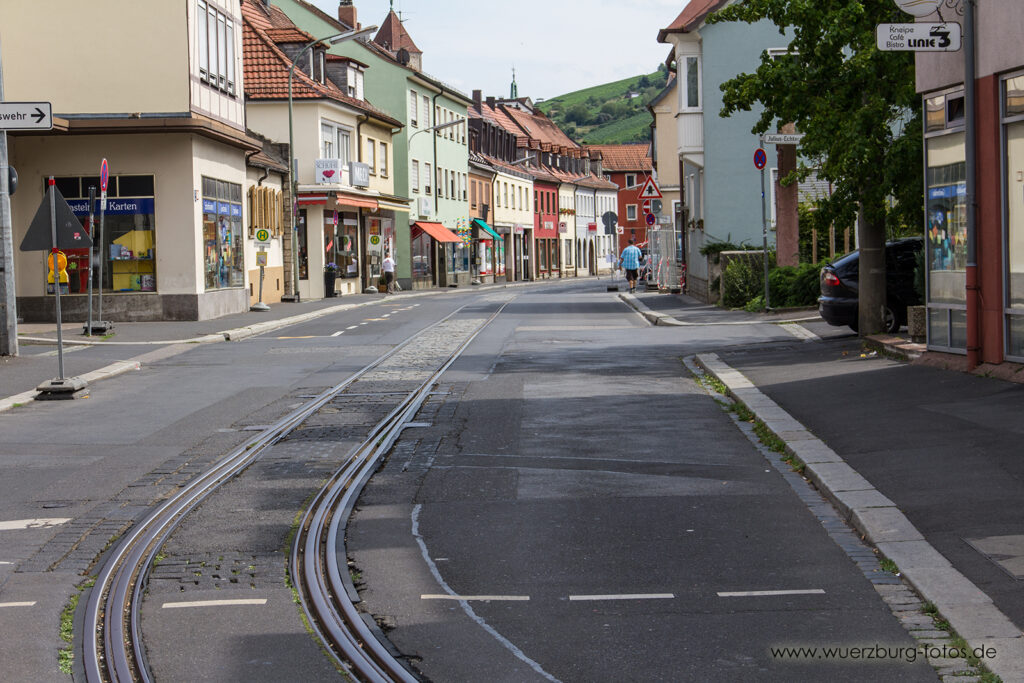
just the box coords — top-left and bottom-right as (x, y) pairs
(0, 280), (938, 681)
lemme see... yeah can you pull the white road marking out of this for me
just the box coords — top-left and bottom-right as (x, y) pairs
(569, 594), (675, 601)
(359, 322), (368, 326)
(331, 331), (344, 337)
(161, 598), (267, 609)
(780, 323), (821, 342)
(717, 589), (825, 597)
(382, 313), (391, 317)
(0, 602), (36, 608)
(421, 594), (529, 601)
(347, 325), (358, 330)
(0, 561), (13, 565)
(0, 518), (71, 531)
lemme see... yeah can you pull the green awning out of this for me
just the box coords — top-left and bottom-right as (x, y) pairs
(472, 218), (503, 242)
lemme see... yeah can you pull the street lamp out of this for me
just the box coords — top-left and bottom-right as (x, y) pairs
(408, 117), (464, 142)
(287, 24), (377, 301)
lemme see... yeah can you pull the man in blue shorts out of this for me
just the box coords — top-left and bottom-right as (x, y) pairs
(619, 238), (642, 293)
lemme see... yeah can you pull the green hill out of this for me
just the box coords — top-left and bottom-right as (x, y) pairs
(537, 66), (669, 145)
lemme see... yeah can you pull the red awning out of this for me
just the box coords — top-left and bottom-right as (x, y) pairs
(297, 194), (330, 206)
(336, 194), (379, 211)
(412, 221), (461, 243)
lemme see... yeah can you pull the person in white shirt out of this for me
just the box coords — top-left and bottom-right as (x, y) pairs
(382, 251), (396, 294)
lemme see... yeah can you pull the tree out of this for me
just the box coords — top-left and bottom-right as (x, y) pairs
(709, 0), (922, 335)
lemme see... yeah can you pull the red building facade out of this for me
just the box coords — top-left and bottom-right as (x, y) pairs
(588, 144), (654, 252)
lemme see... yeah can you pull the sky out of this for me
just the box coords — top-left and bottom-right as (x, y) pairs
(308, 0), (688, 101)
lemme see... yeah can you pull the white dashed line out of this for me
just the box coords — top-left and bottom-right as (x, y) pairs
(421, 594), (529, 601)
(331, 331), (344, 337)
(161, 598), (268, 609)
(347, 325), (358, 330)
(0, 602), (36, 608)
(569, 594), (675, 601)
(717, 589), (825, 597)
(0, 518), (71, 531)
(0, 561), (12, 565)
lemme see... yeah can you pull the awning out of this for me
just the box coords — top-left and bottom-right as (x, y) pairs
(472, 218), (502, 242)
(297, 194), (330, 206)
(336, 194), (378, 211)
(412, 221), (461, 243)
(378, 199), (410, 213)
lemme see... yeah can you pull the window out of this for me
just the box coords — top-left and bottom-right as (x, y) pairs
(379, 142), (388, 177)
(627, 204), (637, 221)
(471, 179), (477, 208)
(423, 95), (431, 127)
(409, 90), (418, 126)
(625, 173), (636, 188)
(450, 171), (456, 200)
(424, 162), (432, 194)
(411, 160), (419, 193)
(685, 56), (700, 109)
(503, 182), (508, 208)
(366, 138), (376, 174)
(321, 120), (351, 163)
(202, 176), (243, 290)
(199, 1), (240, 94)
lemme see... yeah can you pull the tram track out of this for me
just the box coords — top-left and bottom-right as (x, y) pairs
(81, 296), (512, 682)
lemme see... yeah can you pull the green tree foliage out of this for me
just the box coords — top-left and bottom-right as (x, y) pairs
(709, 0), (922, 335)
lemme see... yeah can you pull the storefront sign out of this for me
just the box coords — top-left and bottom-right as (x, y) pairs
(587, 222), (597, 234)
(544, 221), (554, 230)
(70, 197), (155, 216)
(558, 221), (568, 233)
(315, 158), (343, 184)
(349, 161), (370, 187)
(876, 23), (961, 51)
(514, 225), (525, 235)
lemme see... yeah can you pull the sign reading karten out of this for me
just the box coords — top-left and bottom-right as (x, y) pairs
(877, 23), (961, 51)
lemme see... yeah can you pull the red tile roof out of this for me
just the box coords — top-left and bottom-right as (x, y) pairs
(658, 0), (729, 41)
(586, 144), (652, 172)
(373, 10), (420, 54)
(241, 0), (401, 127)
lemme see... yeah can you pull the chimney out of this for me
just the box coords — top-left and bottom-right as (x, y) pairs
(486, 96), (495, 110)
(472, 90), (482, 114)
(338, 0), (358, 30)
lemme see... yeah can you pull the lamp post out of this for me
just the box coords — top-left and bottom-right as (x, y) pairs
(286, 25), (376, 301)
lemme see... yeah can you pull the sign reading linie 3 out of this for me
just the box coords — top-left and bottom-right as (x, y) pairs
(0, 102), (52, 130)
(876, 23), (961, 52)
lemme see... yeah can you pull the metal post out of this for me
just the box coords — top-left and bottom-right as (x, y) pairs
(0, 37), (17, 356)
(760, 137), (770, 311)
(964, 0), (979, 368)
(48, 179), (65, 379)
(97, 188), (106, 323)
(288, 66), (299, 302)
(85, 186), (95, 335)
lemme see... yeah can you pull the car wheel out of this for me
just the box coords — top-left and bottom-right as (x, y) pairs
(883, 304), (900, 333)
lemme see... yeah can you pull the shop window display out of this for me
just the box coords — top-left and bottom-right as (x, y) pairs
(56, 175), (156, 293)
(202, 176), (243, 290)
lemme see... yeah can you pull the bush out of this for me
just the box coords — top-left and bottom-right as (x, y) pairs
(722, 257), (764, 308)
(768, 262), (825, 307)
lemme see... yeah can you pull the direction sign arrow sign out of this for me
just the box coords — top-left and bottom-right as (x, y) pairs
(0, 102), (52, 130)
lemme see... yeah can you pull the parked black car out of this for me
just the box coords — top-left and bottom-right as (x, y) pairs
(818, 237), (923, 333)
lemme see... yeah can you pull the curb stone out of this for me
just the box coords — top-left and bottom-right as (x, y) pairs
(694, 351), (1024, 683)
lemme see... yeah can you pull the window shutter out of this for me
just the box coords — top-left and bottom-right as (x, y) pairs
(247, 186), (256, 237)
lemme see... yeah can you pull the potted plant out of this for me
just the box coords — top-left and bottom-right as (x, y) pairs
(324, 262), (339, 297)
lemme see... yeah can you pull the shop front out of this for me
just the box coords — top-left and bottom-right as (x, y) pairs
(472, 218), (505, 284)
(512, 224), (532, 281)
(411, 221), (465, 288)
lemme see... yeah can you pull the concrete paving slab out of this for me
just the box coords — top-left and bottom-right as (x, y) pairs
(905, 567), (994, 606)
(832, 489), (897, 518)
(938, 602), (1023, 639)
(852, 507), (926, 544)
(804, 461), (876, 494)
(787, 440), (843, 464)
(974, 636), (1024, 682)
(875, 541), (955, 572)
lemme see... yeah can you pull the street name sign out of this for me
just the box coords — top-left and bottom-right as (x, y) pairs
(877, 23), (961, 51)
(763, 133), (804, 145)
(0, 102), (52, 130)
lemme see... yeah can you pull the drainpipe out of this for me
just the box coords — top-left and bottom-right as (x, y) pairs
(964, 0), (979, 369)
(432, 91), (441, 285)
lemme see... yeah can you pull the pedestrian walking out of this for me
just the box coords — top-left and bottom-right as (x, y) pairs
(382, 251), (396, 294)
(619, 239), (642, 293)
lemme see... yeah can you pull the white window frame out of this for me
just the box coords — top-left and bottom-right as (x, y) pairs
(625, 173), (636, 188)
(409, 90), (418, 127)
(424, 162), (432, 194)
(365, 137), (376, 174)
(682, 55), (702, 111)
(423, 95), (431, 127)
(626, 204), (638, 221)
(411, 159), (420, 193)
(379, 141), (388, 178)
(320, 120), (352, 164)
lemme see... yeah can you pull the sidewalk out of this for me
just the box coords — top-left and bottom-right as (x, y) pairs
(0, 287), (454, 412)
(628, 289), (1024, 681)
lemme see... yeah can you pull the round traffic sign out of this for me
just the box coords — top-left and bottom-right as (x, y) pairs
(255, 228), (271, 242)
(645, 213), (656, 226)
(100, 158), (109, 192)
(753, 148), (767, 170)
(642, 199), (651, 213)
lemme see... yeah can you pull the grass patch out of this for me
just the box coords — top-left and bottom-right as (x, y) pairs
(58, 588), (83, 674)
(879, 557), (900, 575)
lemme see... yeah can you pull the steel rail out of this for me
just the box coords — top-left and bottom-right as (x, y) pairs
(293, 300), (511, 682)
(81, 300), (492, 683)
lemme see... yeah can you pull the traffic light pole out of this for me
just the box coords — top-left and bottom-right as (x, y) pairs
(0, 39), (18, 356)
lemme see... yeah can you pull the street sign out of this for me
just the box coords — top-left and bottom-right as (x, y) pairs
(255, 228), (271, 243)
(256, 251), (268, 267)
(616, 226), (624, 235)
(642, 199), (651, 214)
(876, 23), (960, 51)
(20, 185), (93, 251)
(651, 199), (663, 215)
(0, 102), (52, 130)
(100, 159), (109, 192)
(645, 213), (656, 226)
(754, 148), (767, 170)
(587, 223), (597, 234)
(601, 211), (617, 230)
(637, 176), (662, 200)
(892, 0), (941, 17)
(762, 133), (804, 145)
